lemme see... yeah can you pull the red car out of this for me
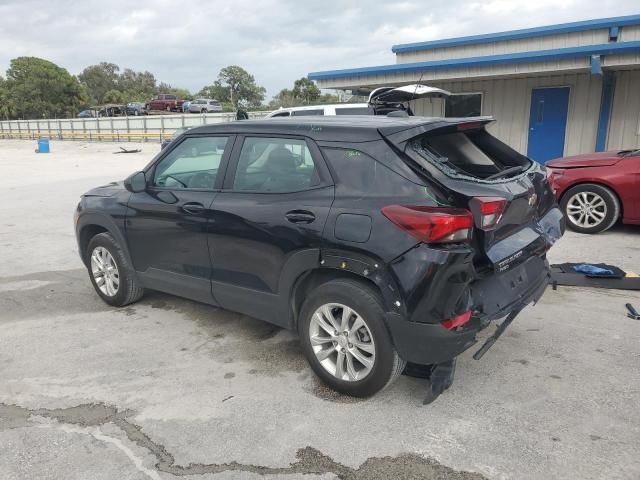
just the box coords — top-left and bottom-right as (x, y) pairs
(145, 94), (184, 112)
(546, 149), (640, 234)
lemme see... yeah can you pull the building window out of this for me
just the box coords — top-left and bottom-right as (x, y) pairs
(445, 93), (482, 117)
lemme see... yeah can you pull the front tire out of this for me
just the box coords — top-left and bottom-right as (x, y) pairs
(561, 183), (620, 234)
(298, 279), (405, 397)
(86, 233), (144, 307)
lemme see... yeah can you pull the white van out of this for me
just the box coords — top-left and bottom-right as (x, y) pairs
(265, 85), (450, 118)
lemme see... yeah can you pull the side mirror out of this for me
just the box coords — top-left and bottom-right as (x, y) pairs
(124, 171), (147, 193)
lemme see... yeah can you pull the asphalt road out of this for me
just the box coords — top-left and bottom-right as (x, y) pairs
(1, 140), (639, 480)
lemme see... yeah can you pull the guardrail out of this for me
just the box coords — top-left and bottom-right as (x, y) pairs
(0, 111), (270, 143)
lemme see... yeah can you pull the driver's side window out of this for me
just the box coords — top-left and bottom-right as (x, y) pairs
(153, 136), (229, 190)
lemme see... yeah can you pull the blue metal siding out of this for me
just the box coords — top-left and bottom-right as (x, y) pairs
(391, 15), (640, 53)
(308, 41), (640, 81)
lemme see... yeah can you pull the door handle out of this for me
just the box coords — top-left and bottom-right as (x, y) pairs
(285, 210), (316, 224)
(182, 202), (205, 214)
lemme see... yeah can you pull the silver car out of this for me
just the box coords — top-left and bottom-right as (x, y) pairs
(189, 98), (223, 113)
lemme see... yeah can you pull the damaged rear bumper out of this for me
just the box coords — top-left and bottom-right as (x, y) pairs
(386, 255), (551, 365)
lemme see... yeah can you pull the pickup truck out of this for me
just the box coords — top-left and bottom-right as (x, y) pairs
(145, 94), (184, 112)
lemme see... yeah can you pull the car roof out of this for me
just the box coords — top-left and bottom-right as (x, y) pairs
(184, 115), (494, 143)
(275, 103), (369, 112)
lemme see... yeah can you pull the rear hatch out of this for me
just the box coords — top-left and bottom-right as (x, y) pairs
(381, 119), (564, 274)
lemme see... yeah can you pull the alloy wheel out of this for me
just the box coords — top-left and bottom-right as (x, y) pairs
(566, 191), (607, 228)
(309, 303), (376, 382)
(90, 246), (120, 297)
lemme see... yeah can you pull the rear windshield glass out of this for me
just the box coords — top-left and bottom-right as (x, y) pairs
(335, 107), (373, 115)
(408, 129), (531, 181)
(291, 109), (324, 116)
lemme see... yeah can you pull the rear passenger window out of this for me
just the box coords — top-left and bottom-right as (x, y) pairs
(322, 147), (430, 198)
(233, 137), (320, 192)
(291, 109), (324, 116)
(335, 107), (374, 115)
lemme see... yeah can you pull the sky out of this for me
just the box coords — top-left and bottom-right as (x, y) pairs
(0, 0), (638, 99)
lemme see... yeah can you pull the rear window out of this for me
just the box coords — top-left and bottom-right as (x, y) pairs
(335, 107), (373, 115)
(291, 109), (324, 116)
(408, 129), (531, 181)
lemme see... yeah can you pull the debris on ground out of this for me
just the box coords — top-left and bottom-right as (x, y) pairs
(113, 147), (141, 154)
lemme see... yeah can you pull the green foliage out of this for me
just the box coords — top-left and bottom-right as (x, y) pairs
(292, 77), (320, 104)
(196, 81), (230, 103)
(216, 65), (266, 109)
(268, 88), (297, 109)
(102, 89), (127, 104)
(4, 57), (84, 119)
(0, 75), (14, 119)
(117, 69), (157, 102)
(157, 82), (192, 101)
(1, 58), (272, 119)
(269, 78), (330, 109)
(78, 62), (120, 104)
(318, 93), (340, 104)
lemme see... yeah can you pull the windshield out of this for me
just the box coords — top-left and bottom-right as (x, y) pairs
(408, 129), (532, 181)
(621, 149), (640, 157)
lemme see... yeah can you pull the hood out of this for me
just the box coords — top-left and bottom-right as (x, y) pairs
(83, 181), (125, 197)
(368, 84), (451, 105)
(546, 151), (624, 168)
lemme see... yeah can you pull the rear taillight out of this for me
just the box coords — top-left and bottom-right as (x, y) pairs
(381, 205), (473, 244)
(441, 310), (473, 330)
(469, 197), (507, 229)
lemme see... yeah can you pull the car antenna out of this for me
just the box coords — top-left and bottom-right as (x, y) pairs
(413, 70), (425, 99)
(407, 70), (426, 114)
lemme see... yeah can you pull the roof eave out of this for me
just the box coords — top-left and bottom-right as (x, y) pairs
(391, 14), (640, 54)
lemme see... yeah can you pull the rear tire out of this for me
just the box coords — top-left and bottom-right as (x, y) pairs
(560, 183), (619, 234)
(86, 233), (144, 307)
(298, 279), (405, 397)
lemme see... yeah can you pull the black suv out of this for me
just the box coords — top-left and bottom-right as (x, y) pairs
(75, 116), (564, 400)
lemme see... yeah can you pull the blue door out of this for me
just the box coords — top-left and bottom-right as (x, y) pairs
(527, 87), (570, 163)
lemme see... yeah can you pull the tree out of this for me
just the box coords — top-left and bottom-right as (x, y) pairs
(102, 89), (127, 104)
(318, 93), (340, 104)
(78, 62), (120, 104)
(4, 57), (84, 119)
(0, 76), (14, 119)
(157, 82), (192, 100)
(216, 65), (265, 109)
(292, 77), (320, 104)
(117, 68), (156, 101)
(268, 88), (298, 109)
(196, 81), (230, 103)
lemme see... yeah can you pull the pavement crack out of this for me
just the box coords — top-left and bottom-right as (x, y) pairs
(0, 402), (487, 479)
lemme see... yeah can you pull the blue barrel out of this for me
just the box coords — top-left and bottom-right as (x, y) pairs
(37, 138), (50, 153)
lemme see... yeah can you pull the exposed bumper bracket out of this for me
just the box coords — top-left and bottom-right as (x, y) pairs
(422, 358), (457, 405)
(473, 304), (525, 360)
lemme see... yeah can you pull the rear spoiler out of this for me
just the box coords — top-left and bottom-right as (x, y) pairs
(379, 117), (495, 146)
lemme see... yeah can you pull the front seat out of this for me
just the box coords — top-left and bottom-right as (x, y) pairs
(261, 147), (299, 191)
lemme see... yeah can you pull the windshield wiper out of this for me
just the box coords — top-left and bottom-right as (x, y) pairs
(484, 165), (527, 181)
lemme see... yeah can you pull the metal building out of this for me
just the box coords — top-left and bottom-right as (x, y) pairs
(308, 15), (640, 163)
